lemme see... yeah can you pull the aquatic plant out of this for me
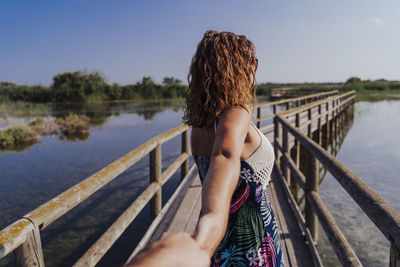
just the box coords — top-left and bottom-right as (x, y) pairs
(0, 125), (40, 148)
(55, 113), (90, 136)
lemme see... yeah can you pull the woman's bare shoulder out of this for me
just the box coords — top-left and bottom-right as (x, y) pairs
(218, 106), (251, 128)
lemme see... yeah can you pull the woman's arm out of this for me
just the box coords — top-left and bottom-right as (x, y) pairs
(193, 107), (250, 256)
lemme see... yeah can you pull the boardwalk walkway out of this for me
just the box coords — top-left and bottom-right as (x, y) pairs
(1, 90), (399, 267)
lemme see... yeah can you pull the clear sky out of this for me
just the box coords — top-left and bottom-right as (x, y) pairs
(1, 0), (399, 85)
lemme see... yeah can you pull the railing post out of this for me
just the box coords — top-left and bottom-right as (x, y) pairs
(286, 102), (290, 110)
(390, 243), (400, 267)
(307, 108), (312, 137)
(326, 102), (331, 147)
(282, 127), (290, 184)
(272, 104), (276, 114)
(14, 225), (44, 267)
(150, 144), (162, 220)
(318, 104), (322, 145)
(332, 99), (336, 119)
(294, 113), (300, 167)
(181, 129), (189, 181)
(274, 116), (280, 166)
(305, 150), (319, 243)
(290, 113), (301, 202)
(256, 107), (261, 128)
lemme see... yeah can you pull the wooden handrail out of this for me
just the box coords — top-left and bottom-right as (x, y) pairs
(255, 90), (339, 108)
(0, 124), (189, 260)
(271, 91), (400, 266)
(276, 114), (400, 249)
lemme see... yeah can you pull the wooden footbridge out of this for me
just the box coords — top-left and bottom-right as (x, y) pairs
(1, 90), (400, 267)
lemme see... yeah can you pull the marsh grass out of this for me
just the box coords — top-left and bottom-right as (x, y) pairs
(0, 125), (40, 150)
(0, 114), (91, 150)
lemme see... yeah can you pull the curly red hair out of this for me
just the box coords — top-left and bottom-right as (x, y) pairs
(182, 30), (258, 128)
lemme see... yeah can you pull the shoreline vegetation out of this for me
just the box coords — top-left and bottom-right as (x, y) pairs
(0, 114), (90, 150)
(0, 71), (399, 104)
(1, 72), (399, 151)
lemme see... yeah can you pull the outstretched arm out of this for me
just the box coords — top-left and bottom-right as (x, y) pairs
(126, 232), (210, 267)
(193, 107), (250, 256)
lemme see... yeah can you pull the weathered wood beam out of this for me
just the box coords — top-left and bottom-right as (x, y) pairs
(276, 114), (400, 249)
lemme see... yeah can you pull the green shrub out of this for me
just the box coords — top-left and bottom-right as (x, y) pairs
(55, 114), (90, 136)
(0, 125), (40, 148)
(363, 82), (387, 91)
(388, 83), (400, 90)
(345, 77), (361, 84)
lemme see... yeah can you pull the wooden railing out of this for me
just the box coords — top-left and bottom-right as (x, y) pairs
(0, 89), (347, 267)
(270, 91), (400, 266)
(0, 125), (191, 266)
(254, 89), (338, 130)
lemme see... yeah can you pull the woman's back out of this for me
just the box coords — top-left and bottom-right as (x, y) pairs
(191, 119), (262, 161)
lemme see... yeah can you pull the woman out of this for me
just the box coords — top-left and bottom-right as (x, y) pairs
(183, 30), (285, 267)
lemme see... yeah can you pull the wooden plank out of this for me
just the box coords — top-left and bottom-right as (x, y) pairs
(256, 90), (339, 108)
(125, 166), (199, 264)
(0, 219), (33, 259)
(184, 191), (202, 235)
(150, 145), (162, 220)
(390, 242), (400, 267)
(14, 226), (44, 267)
(167, 176), (202, 233)
(269, 167), (318, 266)
(181, 130), (190, 181)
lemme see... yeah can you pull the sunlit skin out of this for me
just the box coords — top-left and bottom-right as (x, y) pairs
(126, 232), (210, 267)
(191, 107), (262, 256)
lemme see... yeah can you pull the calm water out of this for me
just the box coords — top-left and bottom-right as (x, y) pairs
(317, 99), (400, 266)
(0, 98), (399, 266)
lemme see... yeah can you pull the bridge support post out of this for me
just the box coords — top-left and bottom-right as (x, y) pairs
(181, 130), (189, 181)
(317, 104), (322, 145)
(326, 102), (330, 146)
(307, 108), (312, 137)
(390, 243), (400, 267)
(14, 223), (44, 267)
(305, 150), (319, 243)
(282, 127), (290, 184)
(150, 144), (162, 220)
(290, 113), (301, 202)
(274, 116), (280, 166)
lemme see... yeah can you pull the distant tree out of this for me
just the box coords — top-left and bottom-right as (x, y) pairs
(345, 77), (361, 84)
(51, 71), (108, 102)
(162, 77), (182, 86)
(105, 83), (123, 100)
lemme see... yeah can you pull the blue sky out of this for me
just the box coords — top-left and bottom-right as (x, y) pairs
(1, 0), (399, 85)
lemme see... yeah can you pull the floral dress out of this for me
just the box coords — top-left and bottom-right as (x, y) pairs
(193, 122), (285, 267)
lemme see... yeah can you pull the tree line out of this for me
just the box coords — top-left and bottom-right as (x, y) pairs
(1, 71), (399, 103)
(0, 71), (188, 102)
(342, 77), (400, 92)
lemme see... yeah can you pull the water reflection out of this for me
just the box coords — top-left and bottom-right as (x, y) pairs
(0, 100), (185, 152)
(291, 105), (355, 210)
(0, 101), (186, 266)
